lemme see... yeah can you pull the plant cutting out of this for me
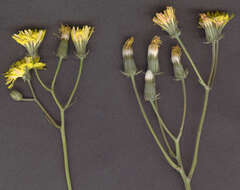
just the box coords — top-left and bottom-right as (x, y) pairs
(122, 6), (233, 190)
(4, 24), (94, 190)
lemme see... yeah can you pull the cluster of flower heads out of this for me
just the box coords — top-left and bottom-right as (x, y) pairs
(122, 35), (186, 100)
(153, 6), (234, 42)
(4, 25), (94, 89)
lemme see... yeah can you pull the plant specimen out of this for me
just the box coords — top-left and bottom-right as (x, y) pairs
(4, 25), (94, 190)
(122, 6), (233, 190)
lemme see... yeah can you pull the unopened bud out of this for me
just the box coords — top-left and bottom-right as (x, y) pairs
(122, 37), (137, 76)
(144, 70), (156, 101)
(57, 25), (71, 59)
(171, 45), (188, 80)
(148, 36), (161, 74)
(10, 90), (23, 101)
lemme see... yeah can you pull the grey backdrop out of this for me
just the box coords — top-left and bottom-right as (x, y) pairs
(0, 0), (239, 189)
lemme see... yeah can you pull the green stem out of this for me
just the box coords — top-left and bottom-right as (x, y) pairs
(155, 100), (176, 159)
(64, 58), (84, 110)
(188, 40), (219, 180)
(209, 41), (219, 87)
(177, 80), (187, 140)
(188, 88), (210, 179)
(130, 76), (179, 171)
(175, 37), (208, 89)
(27, 80), (60, 129)
(150, 101), (176, 141)
(51, 57), (63, 90)
(208, 42), (216, 87)
(60, 110), (73, 190)
(180, 171), (191, 190)
(50, 58), (64, 109)
(32, 56), (51, 92)
(21, 98), (34, 102)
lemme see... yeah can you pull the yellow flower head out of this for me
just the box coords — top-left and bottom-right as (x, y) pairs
(12, 29), (46, 57)
(153, 6), (180, 38)
(171, 45), (181, 64)
(4, 56), (46, 88)
(199, 11), (234, 42)
(71, 25), (94, 58)
(148, 35), (161, 57)
(59, 24), (71, 40)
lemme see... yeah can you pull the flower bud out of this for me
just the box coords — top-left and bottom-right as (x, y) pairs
(122, 37), (137, 76)
(171, 45), (188, 80)
(10, 90), (23, 101)
(57, 25), (71, 59)
(144, 70), (156, 101)
(148, 36), (161, 74)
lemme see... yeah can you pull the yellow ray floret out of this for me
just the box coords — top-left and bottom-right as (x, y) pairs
(4, 56), (46, 89)
(71, 26), (94, 44)
(153, 6), (177, 30)
(199, 11), (234, 29)
(12, 29), (46, 47)
(71, 25), (94, 56)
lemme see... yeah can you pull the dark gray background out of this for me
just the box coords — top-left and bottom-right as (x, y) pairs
(0, 0), (239, 189)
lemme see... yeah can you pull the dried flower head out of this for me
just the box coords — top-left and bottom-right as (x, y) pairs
(4, 56), (46, 88)
(145, 70), (155, 82)
(12, 29), (46, 57)
(153, 6), (180, 38)
(59, 25), (71, 40)
(122, 37), (137, 76)
(122, 36), (134, 57)
(171, 45), (181, 64)
(148, 36), (161, 74)
(144, 70), (156, 101)
(171, 45), (187, 80)
(148, 35), (161, 57)
(71, 25), (94, 58)
(199, 11), (234, 42)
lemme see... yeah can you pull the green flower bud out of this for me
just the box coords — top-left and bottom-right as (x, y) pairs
(10, 90), (23, 101)
(171, 45), (188, 80)
(148, 36), (161, 74)
(144, 70), (156, 101)
(122, 37), (137, 76)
